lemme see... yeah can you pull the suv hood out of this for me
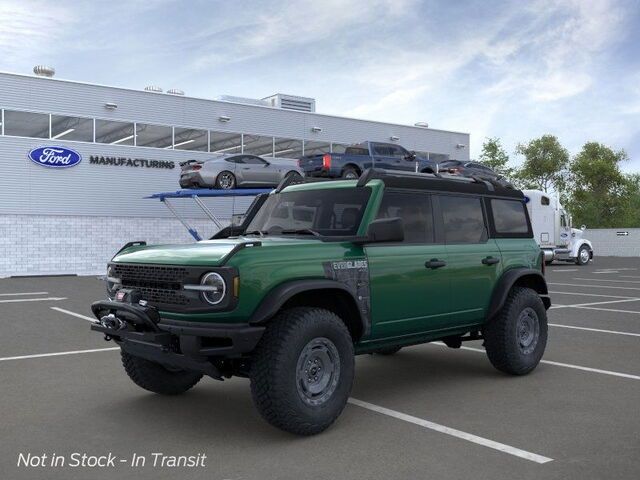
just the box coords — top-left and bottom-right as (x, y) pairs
(113, 236), (321, 266)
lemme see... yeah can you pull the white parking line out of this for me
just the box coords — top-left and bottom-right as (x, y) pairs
(348, 398), (553, 464)
(435, 344), (640, 380)
(620, 275), (640, 279)
(549, 283), (640, 291)
(0, 297), (67, 304)
(50, 307), (95, 323)
(573, 278), (640, 284)
(549, 291), (638, 299)
(549, 269), (578, 272)
(0, 347), (119, 362)
(0, 292), (49, 296)
(570, 306), (640, 315)
(549, 323), (640, 337)
(550, 298), (640, 310)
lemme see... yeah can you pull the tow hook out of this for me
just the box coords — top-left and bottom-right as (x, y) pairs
(97, 314), (126, 341)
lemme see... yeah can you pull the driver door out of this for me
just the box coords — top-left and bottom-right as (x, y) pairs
(238, 155), (271, 185)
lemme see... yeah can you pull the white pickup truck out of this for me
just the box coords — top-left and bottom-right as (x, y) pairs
(523, 190), (594, 266)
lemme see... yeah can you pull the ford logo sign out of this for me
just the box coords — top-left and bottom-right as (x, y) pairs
(28, 146), (82, 168)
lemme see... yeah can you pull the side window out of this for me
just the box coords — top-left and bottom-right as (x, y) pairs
(388, 145), (407, 158)
(373, 144), (391, 156)
(375, 191), (434, 243)
(243, 156), (267, 165)
(491, 199), (529, 234)
(440, 195), (487, 244)
(225, 156), (242, 164)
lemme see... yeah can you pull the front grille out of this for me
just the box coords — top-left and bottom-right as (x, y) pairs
(113, 264), (191, 306)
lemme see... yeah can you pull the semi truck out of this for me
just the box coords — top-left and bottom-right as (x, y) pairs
(523, 190), (593, 265)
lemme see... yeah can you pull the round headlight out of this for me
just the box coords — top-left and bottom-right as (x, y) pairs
(201, 272), (226, 305)
(106, 265), (120, 298)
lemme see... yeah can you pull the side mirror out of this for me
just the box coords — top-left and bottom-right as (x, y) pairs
(362, 217), (404, 243)
(581, 224), (586, 230)
(404, 151), (416, 160)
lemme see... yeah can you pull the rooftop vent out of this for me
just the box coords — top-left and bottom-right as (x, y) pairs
(144, 85), (163, 93)
(216, 95), (270, 107)
(263, 93), (316, 112)
(33, 65), (55, 78)
(167, 88), (185, 96)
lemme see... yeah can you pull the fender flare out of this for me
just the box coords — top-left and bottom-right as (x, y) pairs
(248, 279), (366, 330)
(487, 268), (550, 320)
(571, 239), (593, 258)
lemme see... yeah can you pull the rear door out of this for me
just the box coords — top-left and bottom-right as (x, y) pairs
(366, 190), (451, 340)
(436, 194), (502, 325)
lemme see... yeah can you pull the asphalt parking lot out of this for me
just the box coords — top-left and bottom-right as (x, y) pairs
(1, 257), (639, 480)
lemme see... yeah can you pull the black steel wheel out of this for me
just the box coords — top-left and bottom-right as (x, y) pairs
(484, 287), (548, 375)
(250, 307), (354, 435)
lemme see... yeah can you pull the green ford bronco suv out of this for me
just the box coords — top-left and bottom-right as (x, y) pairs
(91, 169), (551, 435)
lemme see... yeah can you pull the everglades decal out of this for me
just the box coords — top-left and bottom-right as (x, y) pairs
(323, 259), (371, 335)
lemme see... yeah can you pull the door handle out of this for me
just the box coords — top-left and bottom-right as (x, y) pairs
(482, 256), (500, 265)
(425, 259), (446, 269)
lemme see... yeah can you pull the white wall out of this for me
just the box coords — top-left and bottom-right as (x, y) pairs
(585, 228), (640, 257)
(0, 214), (222, 277)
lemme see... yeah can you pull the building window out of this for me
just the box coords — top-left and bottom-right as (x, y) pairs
(331, 143), (349, 154)
(51, 115), (93, 142)
(173, 127), (208, 151)
(95, 119), (135, 145)
(274, 137), (303, 158)
(303, 140), (330, 156)
(135, 123), (173, 148)
(243, 135), (274, 156)
(210, 131), (242, 154)
(4, 110), (49, 138)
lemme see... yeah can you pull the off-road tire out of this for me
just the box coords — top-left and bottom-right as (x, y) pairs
(121, 350), (202, 395)
(341, 166), (360, 179)
(250, 307), (354, 435)
(576, 245), (591, 265)
(215, 171), (236, 189)
(374, 346), (402, 355)
(484, 287), (547, 375)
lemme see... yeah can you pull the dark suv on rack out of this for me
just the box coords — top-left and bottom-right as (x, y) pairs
(91, 169), (550, 435)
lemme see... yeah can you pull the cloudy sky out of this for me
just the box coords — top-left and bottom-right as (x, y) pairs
(1, 0), (639, 170)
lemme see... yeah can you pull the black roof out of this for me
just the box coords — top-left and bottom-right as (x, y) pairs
(361, 169), (524, 199)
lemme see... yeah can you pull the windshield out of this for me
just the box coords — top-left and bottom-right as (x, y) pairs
(245, 187), (371, 237)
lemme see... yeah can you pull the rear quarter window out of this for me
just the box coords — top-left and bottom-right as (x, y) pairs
(491, 199), (530, 235)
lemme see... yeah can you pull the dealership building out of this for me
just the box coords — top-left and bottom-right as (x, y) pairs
(0, 68), (470, 277)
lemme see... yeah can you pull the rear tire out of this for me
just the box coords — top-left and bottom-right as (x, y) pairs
(215, 171), (236, 189)
(250, 307), (354, 435)
(121, 350), (202, 395)
(484, 287), (547, 375)
(576, 245), (591, 265)
(341, 166), (360, 179)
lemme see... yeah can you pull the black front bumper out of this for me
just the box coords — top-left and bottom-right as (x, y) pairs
(91, 300), (265, 378)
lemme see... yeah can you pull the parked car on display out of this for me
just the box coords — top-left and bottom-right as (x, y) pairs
(523, 189), (593, 265)
(91, 169), (550, 436)
(179, 154), (303, 189)
(298, 141), (437, 179)
(438, 159), (501, 180)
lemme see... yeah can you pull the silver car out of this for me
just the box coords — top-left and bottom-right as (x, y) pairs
(179, 154), (304, 189)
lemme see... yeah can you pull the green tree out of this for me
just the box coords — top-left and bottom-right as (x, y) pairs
(478, 137), (514, 178)
(514, 135), (569, 193)
(567, 142), (635, 228)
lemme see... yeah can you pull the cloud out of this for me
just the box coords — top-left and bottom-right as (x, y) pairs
(0, 0), (74, 64)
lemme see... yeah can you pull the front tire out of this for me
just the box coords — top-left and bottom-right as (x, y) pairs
(576, 245), (591, 265)
(121, 350), (202, 395)
(250, 307), (354, 435)
(484, 287), (547, 375)
(215, 171), (236, 189)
